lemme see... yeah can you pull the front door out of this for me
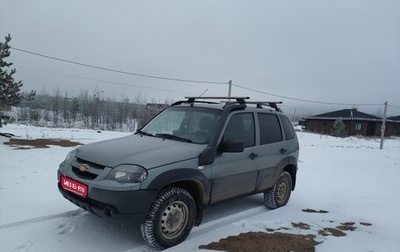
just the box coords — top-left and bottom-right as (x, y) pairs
(210, 112), (258, 203)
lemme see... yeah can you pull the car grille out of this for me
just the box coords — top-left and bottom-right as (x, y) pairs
(72, 158), (106, 180)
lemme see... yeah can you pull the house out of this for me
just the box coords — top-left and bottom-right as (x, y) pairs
(303, 108), (388, 137)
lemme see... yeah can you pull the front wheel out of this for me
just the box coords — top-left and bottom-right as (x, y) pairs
(264, 171), (292, 209)
(141, 187), (196, 250)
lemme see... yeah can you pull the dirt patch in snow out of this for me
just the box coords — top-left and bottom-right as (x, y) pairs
(302, 208), (329, 214)
(4, 138), (83, 149)
(199, 232), (319, 252)
(199, 209), (372, 252)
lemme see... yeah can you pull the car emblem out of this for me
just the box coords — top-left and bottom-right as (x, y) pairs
(78, 163), (89, 172)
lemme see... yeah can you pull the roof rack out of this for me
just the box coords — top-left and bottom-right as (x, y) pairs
(175, 97), (282, 112)
(246, 101), (283, 112)
(184, 96), (250, 104)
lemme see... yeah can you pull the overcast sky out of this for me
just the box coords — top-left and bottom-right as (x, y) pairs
(1, 0), (399, 115)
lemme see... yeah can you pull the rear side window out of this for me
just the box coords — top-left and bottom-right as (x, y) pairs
(279, 115), (296, 140)
(258, 113), (282, 145)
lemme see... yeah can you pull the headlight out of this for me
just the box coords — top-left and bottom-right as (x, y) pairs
(65, 149), (77, 164)
(106, 165), (147, 183)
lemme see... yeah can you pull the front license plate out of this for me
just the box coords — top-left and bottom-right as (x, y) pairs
(61, 176), (88, 198)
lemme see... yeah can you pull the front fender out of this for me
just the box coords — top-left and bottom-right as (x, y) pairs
(147, 168), (211, 206)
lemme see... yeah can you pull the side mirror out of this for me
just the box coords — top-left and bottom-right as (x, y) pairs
(222, 139), (244, 153)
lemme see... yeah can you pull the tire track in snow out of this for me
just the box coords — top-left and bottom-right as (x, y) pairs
(0, 209), (85, 230)
(190, 205), (267, 237)
(1, 198), (268, 252)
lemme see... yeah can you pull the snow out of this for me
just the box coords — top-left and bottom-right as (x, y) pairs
(0, 124), (399, 251)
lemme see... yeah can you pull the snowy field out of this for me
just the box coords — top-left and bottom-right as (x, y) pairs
(0, 124), (399, 252)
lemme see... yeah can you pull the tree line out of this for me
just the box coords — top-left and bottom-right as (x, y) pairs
(5, 91), (167, 132)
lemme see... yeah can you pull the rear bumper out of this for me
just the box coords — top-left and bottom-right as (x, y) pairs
(58, 182), (157, 224)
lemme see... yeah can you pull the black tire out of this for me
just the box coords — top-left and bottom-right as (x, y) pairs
(264, 171), (292, 209)
(141, 187), (196, 250)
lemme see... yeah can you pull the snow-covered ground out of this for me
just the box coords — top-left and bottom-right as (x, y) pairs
(0, 124), (399, 251)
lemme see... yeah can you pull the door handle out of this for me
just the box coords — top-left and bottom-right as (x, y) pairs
(248, 153), (258, 160)
(280, 148), (287, 154)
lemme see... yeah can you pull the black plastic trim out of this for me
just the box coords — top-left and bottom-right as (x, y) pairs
(147, 168), (211, 206)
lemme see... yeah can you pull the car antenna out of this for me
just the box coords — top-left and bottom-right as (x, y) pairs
(198, 89), (208, 98)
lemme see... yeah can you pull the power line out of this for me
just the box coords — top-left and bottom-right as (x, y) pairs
(11, 47), (397, 108)
(17, 65), (185, 94)
(232, 83), (383, 107)
(11, 47), (228, 85)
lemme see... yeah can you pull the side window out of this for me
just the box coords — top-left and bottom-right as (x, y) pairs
(279, 115), (296, 140)
(223, 113), (255, 148)
(258, 113), (282, 145)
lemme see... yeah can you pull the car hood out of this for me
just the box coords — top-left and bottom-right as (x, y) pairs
(75, 134), (205, 169)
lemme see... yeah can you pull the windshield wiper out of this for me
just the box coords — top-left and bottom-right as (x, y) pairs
(155, 133), (192, 143)
(136, 130), (154, 137)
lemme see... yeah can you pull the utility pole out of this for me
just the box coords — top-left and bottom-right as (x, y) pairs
(380, 101), (388, 149)
(228, 80), (232, 100)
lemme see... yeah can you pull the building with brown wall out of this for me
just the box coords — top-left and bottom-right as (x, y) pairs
(303, 108), (397, 137)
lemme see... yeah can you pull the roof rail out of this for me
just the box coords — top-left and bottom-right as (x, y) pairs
(246, 101), (283, 112)
(184, 96), (250, 104)
(171, 99), (218, 106)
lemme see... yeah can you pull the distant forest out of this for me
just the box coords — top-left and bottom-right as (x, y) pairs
(3, 91), (169, 132)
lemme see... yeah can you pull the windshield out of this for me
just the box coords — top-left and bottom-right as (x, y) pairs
(140, 107), (221, 144)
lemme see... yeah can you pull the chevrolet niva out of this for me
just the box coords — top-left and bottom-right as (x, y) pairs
(58, 97), (299, 249)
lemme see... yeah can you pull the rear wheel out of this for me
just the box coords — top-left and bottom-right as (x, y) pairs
(264, 171), (292, 209)
(141, 187), (196, 250)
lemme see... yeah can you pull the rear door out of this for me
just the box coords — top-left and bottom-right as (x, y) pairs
(278, 115), (298, 156)
(255, 113), (287, 191)
(210, 112), (258, 203)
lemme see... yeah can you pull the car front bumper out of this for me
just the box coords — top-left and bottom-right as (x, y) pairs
(57, 170), (157, 224)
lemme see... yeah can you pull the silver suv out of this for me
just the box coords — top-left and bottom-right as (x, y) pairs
(57, 97), (299, 249)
